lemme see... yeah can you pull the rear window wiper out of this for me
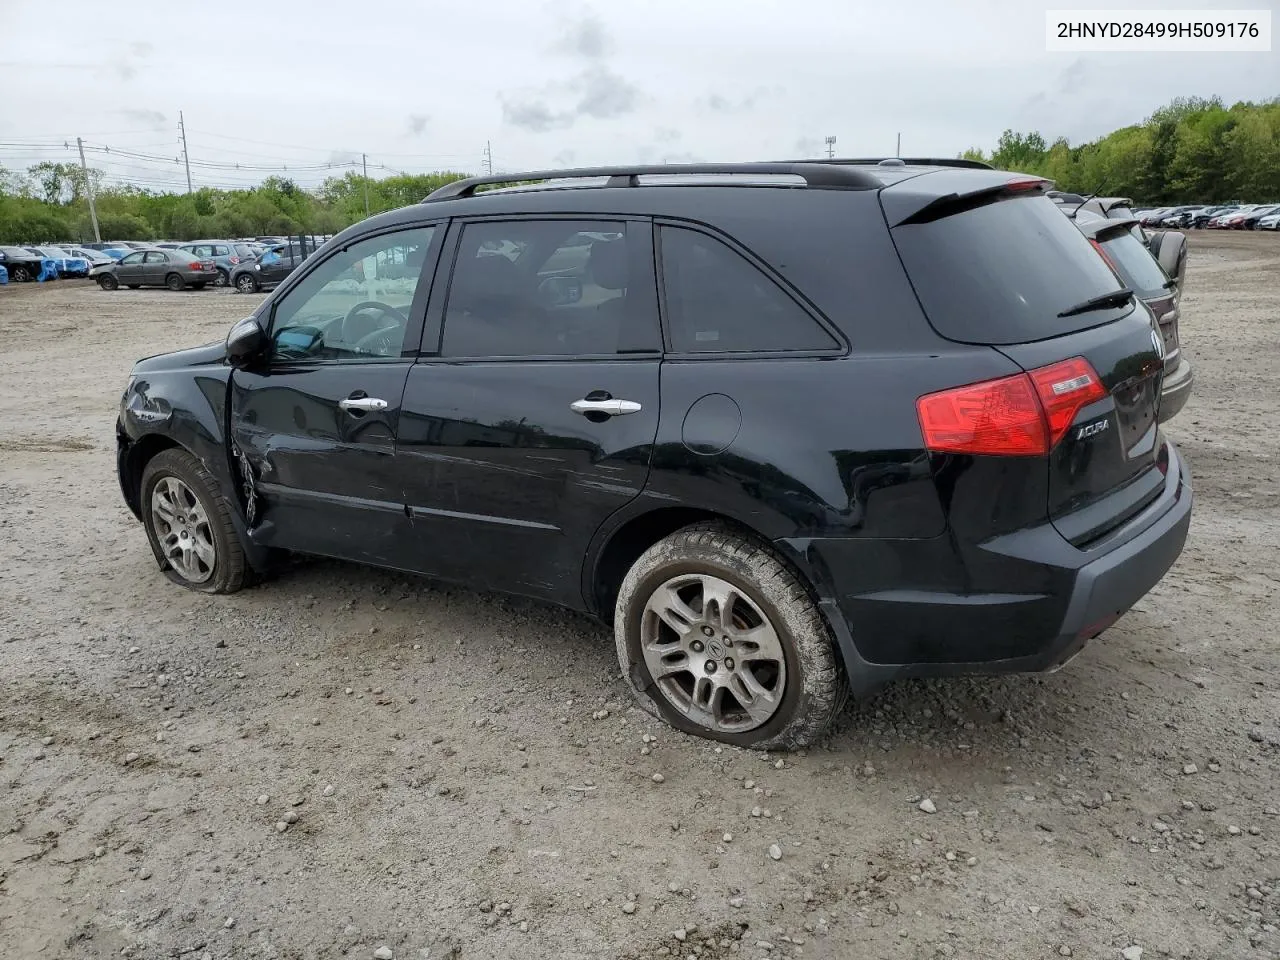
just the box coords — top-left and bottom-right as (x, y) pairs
(1057, 288), (1134, 318)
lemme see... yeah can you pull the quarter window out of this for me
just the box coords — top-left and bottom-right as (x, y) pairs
(658, 226), (837, 353)
(144, 251), (168, 263)
(442, 220), (655, 357)
(269, 226), (435, 362)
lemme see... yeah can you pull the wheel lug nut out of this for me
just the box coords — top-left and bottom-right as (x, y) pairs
(723, 637), (732, 647)
(705, 661), (717, 673)
(724, 657), (735, 670)
(691, 640), (704, 653)
(701, 625), (714, 637)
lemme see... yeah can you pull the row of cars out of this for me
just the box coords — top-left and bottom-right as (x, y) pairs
(0, 237), (316, 293)
(1137, 204), (1280, 230)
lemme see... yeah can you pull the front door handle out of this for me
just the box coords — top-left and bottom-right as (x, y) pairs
(570, 398), (642, 417)
(339, 396), (388, 413)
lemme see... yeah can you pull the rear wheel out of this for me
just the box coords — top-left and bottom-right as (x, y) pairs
(140, 449), (248, 594)
(235, 273), (258, 294)
(97, 274), (119, 291)
(165, 272), (185, 292)
(614, 523), (847, 750)
(214, 268), (229, 287)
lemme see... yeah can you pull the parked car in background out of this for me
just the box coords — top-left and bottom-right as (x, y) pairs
(92, 248), (218, 291)
(0, 245), (46, 282)
(115, 161), (1192, 748)
(1140, 207), (1172, 226)
(1185, 206), (1233, 228)
(1239, 205), (1280, 230)
(229, 242), (310, 293)
(1072, 210), (1192, 422)
(25, 246), (91, 278)
(179, 240), (259, 287)
(1258, 211), (1280, 231)
(64, 246), (118, 269)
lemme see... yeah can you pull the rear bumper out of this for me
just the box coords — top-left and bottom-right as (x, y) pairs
(784, 442), (1192, 694)
(1159, 359), (1194, 422)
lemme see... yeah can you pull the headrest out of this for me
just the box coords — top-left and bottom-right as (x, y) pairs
(588, 239), (628, 291)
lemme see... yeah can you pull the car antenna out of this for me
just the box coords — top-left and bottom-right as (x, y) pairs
(1071, 180), (1109, 218)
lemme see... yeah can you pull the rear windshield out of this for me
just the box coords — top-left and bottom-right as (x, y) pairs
(1098, 230), (1169, 299)
(892, 194), (1131, 345)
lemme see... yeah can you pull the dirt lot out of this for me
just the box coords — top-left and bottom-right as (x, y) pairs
(1, 232), (1278, 960)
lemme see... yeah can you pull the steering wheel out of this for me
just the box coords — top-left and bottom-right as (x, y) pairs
(341, 301), (407, 350)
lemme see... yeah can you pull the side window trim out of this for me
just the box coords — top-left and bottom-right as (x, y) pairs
(263, 221), (445, 367)
(424, 215), (660, 362)
(653, 217), (848, 358)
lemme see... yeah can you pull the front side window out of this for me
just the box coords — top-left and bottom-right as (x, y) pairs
(269, 226), (435, 362)
(659, 226), (838, 354)
(442, 219), (651, 357)
(120, 252), (145, 265)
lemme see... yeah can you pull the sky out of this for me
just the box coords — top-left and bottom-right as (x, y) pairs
(0, 0), (1276, 192)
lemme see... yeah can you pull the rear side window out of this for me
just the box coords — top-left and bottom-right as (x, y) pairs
(1097, 231), (1169, 299)
(659, 226), (837, 354)
(892, 195), (1130, 345)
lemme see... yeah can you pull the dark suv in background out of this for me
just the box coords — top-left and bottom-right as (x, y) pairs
(115, 161), (1192, 749)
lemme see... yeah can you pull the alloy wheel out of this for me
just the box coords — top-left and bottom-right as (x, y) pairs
(150, 476), (216, 584)
(640, 574), (787, 734)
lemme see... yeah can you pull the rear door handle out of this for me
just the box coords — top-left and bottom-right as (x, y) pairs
(339, 396), (388, 412)
(570, 398), (642, 417)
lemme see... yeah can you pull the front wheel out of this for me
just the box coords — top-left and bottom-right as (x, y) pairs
(97, 274), (119, 291)
(214, 268), (229, 287)
(140, 449), (248, 594)
(614, 523), (847, 750)
(165, 273), (185, 291)
(10, 265), (31, 282)
(234, 273), (258, 294)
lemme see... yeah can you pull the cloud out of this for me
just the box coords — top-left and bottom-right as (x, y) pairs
(407, 114), (429, 136)
(501, 98), (574, 133)
(654, 127), (681, 143)
(794, 136), (823, 158)
(553, 149), (577, 166)
(327, 150), (363, 167)
(572, 66), (639, 119)
(118, 109), (167, 130)
(706, 94), (732, 113)
(554, 14), (610, 59)
(701, 87), (784, 114)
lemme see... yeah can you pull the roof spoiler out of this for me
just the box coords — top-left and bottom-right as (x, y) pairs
(804, 156), (994, 170)
(423, 162), (883, 202)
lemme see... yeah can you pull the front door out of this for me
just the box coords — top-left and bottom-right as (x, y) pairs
(116, 251), (146, 284)
(229, 223), (442, 569)
(397, 217), (662, 608)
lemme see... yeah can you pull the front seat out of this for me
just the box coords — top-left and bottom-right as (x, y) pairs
(586, 239), (632, 352)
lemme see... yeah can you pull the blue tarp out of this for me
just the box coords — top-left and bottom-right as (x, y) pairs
(0, 265), (7, 284)
(37, 258), (59, 282)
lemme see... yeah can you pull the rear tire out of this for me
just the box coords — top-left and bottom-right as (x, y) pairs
(214, 268), (229, 287)
(140, 449), (248, 594)
(97, 274), (119, 291)
(614, 522), (847, 750)
(234, 273), (258, 294)
(165, 273), (185, 292)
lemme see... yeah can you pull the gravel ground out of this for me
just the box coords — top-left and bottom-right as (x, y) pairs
(1, 232), (1277, 960)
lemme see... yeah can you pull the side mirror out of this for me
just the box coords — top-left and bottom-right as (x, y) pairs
(226, 316), (267, 367)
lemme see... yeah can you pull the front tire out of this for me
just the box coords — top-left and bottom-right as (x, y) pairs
(10, 265), (31, 282)
(614, 523), (847, 750)
(165, 273), (185, 291)
(140, 449), (248, 594)
(97, 274), (119, 291)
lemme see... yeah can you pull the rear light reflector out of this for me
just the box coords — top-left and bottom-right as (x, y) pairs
(1005, 178), (1048, 192)
(917, 357), (1107, 456)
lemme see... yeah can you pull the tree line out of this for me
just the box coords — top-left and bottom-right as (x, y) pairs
(2, 95), (1277, 243)
(963, 96), (1280, 205)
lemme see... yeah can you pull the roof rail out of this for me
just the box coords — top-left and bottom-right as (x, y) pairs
(810, 156), (994, 170)
(422, 162), (883, 202)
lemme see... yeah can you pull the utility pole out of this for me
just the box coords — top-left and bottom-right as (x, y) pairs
(896, 132), (901, 157)
(178, 111), (193, 193)
(76, 136), (101, 243)
(361, 153), (370, 218)
(824, 135), (836, 159)
(483, 140), (493, 175)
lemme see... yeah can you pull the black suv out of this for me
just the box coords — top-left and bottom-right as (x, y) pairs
(116, 161), (1192, 749)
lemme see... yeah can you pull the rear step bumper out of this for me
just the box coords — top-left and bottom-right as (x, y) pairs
(788, 442), (1192, 695)
(1159, 358), (1194, 422)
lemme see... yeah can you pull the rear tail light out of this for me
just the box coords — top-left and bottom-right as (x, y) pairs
(229, 256), (240, 264)
(916, 357), (1107, 457)
(1088, 238), (1117, 270)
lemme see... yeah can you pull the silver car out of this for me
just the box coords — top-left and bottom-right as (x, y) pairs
(93, 249), (219, 291)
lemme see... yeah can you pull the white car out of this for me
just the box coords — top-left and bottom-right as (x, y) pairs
(64, 246), (118, 268)
(1258, 212), (1280, 231)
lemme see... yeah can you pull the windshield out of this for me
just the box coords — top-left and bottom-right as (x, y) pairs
(1097, 230), (1170, 299)
(892, 194), (1131, 345)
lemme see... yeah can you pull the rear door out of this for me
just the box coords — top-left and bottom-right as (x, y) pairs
(890, 188), (1165, 546)
(395, 216), (662, 607)
(142, 250), (170, 285)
